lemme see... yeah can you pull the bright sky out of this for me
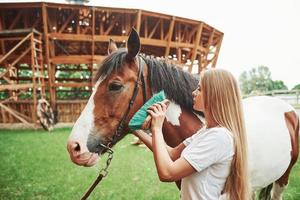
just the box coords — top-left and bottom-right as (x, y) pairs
(2, 0), (300, 89)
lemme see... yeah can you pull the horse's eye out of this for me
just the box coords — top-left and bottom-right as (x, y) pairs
(108, 83), (123, 91)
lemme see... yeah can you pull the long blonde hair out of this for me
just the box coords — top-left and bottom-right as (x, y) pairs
(201, 69), (250, 200)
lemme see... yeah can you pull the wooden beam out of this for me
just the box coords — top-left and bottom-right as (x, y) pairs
(49, 33), (92, 41)
(144, 16), (148, 38)
(0, 28), (41, 36)
(53, 82), (92, 87)
(211, 34), (223, 68)
(141, 10), (170, 20)
(0, 69), (8, 79)
(0, 90), (27, 104)
(103, 15), (120, 35)
(0, 13), (5, 55)
(2, 76), (13, 84)
(0, 83), (34, 91)
(177, 23), (181, 42)
(175, 17), (199, 25)
(8, 10), (24, 30)
(148, 18), (161, 39)
(32, 17), (41, 29)
(136, 10), (142, 34)
(42, 3), (56, 107)
(0, 103), (31, 124)
(190, 23), (203, 65)
(203, 29), (215, 68)
(0, 3), (41, 9)
(125, 13), (131, 34)
(0, 37), (27, 41)
(160, 19), (164, 40)
(50, 55), (105, 64)
(11, 47), (31, 66)
(177, 47), (182, 63)
(187, 26), (198, 43)
(58, 10), (77, 33)
(92, 8), (95, 66)
(0, 32), (32, 64)
(165, 16), (175, 57)
(54, 68), (91, 72)
(30, 33), (37, 124)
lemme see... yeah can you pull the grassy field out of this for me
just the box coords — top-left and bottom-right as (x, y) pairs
(0, 128), (299, 200)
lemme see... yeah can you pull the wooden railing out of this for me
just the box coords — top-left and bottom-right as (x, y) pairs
(243, 90), (300, 106)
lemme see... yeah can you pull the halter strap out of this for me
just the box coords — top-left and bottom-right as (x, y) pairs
(110, 56), (147, 145)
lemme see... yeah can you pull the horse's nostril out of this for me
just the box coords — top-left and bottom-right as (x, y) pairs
(74, 142), (81, 152)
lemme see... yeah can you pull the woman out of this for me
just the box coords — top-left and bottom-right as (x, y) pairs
(134, 69), (250, 200)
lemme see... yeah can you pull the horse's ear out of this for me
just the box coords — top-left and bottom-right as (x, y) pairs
(108, 39), (118, 55)
(126, 27), (140, 60)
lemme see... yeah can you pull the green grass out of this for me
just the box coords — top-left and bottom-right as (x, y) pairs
(0, 128), (299, 200)
(0, 128), (178, 200)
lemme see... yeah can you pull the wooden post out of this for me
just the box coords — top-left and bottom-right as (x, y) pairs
(190, 23), (203, 72)
(211, 34), (223, 68)
(177, 47), (182, 63)
(91, 7), (95, 88)
(144, 16), (148, 38)
(203, 28), (215, 69)
(42, 3), (56, 107)
(160, 19), (164, 40)
(0, 13), (6, 55)
(165, 16), (175, 57)
(31, 33), (37, 124)
(38, 34), (46, 98)
(136, 10), (142, 34)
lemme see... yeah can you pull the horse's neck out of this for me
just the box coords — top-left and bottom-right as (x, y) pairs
(162, 106), (204, 147)
(142, 62), (203, 147)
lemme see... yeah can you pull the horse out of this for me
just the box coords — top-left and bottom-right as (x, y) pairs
(67, 28), (299, 200)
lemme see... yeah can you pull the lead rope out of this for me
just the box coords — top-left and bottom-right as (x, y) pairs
(81, 144), (114, 200)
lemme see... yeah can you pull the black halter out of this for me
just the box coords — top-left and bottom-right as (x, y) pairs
(109, 56), (147, 145)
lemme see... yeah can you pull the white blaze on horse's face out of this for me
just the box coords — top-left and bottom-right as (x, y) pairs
(67, 77), (105, 166)
(165, 102), (182, 126)
(70, 78), (104, 141)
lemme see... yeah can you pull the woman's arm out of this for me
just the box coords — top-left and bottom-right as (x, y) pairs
(147, 103), (196, 182)
(133, 130), (186, 161)
(151, 128), (195, 182)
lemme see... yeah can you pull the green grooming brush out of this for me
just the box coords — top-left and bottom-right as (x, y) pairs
(129, 90), (168, 130)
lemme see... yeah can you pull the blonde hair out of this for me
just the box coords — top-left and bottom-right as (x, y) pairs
(201, 69), (250, 200)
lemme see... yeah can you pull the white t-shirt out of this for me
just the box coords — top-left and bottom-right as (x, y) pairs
(180, 127), (234, 200)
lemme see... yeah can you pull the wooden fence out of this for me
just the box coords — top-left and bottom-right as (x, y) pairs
(244, 90), (300, 105)
(0, 100), (87, 123)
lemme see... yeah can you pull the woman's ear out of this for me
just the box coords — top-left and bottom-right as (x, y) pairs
(108, 39), (118, 55)
(126, 27), (141, 61)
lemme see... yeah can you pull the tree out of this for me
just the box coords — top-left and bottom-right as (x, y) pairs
(239, 66), (273, 95)
(271, 80), (288, 90)
(292, 84), (300, 90)
(239, 66), (287, 95)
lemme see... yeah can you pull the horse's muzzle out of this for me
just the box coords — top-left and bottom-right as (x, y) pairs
(67, 140), (99, 167)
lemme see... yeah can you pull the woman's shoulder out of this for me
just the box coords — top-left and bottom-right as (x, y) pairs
(205, 126), (234, 144)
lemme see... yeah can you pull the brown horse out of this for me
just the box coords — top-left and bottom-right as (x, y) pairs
(67, 28), (299, 200)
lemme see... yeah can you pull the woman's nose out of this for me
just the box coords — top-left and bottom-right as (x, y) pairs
(192, 90), (197, 97)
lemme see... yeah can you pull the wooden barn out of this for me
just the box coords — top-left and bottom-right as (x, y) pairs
(0, 1), (223, 127)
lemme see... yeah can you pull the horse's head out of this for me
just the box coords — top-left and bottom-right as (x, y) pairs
(67, 28), (146, 166)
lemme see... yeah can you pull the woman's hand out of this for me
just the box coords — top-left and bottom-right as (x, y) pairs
(147, 100), (170, 133)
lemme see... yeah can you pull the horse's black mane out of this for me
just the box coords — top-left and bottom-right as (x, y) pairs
(94, 49), (199, 110)
(144, 56), (199, 110)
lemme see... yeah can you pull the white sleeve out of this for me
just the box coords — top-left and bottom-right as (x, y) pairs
(183, 129), (202, 146)
(182, 131), (227, 172)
